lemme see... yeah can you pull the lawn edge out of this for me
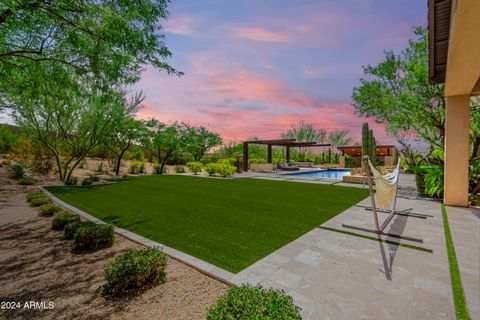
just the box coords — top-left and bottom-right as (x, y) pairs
(441, 204), (471, 320)
(39, 186), (236, 285)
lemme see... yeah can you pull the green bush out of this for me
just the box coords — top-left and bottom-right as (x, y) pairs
(186, 162), (203, 175)
(0, 124), (20, 153)
(9, 164), (30, 179)
(248, 158), (267, 166)
(129, 160), (146, 174)
(96, 162), (104, 173)
(72, 223), (115, 253)
(207, 285), (301, 320)
(216, 163), (236, 177)
(415, 166), (434, 195)
(205, 163), (217, 176)
(217, 158), (236, 166)
(18, 177), (36, 185)
(78, 160), (87, 169)
(81, 177), (94, 186)
(38, 204), (62, 217)
(153, 162), (165, 174)
(51, 211), (81, 230)
(101, 248), (167, 296)
(26, 191), (44, 202)
(174, 165), (185, 173)
(65, 176), (78, 185)
(30, 196), (51, 207)
(63, 221), (95, 240)
(424, 166), (444, 198)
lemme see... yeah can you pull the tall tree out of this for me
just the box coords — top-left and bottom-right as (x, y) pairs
(142, 120), (188, 174)
(281, 121), (327, 156)
(10, 64), (127, 183)
(184, 126), (222, 161)
(0, 0), (181, 88)
(105, 92), (145, 175)
(329, 129), (353, 147)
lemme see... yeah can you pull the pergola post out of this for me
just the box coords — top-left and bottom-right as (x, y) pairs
(286, 147), (290, 162)
(444, 95), (470, 206)
(267, 144), (272, 163)
(243, 142), (249, 172)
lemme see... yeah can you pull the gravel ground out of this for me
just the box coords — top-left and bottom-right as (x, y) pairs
(0, 165), (228, 320)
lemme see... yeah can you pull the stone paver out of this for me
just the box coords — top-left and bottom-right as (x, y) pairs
(231, 196), (460, 319)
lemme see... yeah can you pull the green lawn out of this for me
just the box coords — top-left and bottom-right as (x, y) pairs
(47, 175), (368, 273)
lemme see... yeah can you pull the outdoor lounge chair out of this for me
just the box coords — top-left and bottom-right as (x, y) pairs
(277, 163), (300, 171)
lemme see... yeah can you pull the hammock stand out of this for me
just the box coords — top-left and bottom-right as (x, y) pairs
(342, 156), (424, 243)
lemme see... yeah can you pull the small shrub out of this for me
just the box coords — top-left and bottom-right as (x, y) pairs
(65, 176), (79, 186)
(174, 166), (185, 173)
(78, 160), (87, 169)
(186, 162), (203, 175)
(32, 158), (53, 174)
(207, 285), (301, 320)
(248, 158), (267, 166)
(424, 166), (444, 198)
(129, 160), (146, 174)
(216, 163), (236, 177)
(72, 223), (115, 253)
(2, 159), (12, 166)
(18, 177), (36, 185)
(217, 158), (236, 166)
(30, 196), (51, 207)
(64, 221), (95, 240)
(90, 175), (100, 182)
(153, 162), (166, 174)
(51, 211), (81, 230)
(26, 191), (44, 202)
(101, 248), (167, 296)
(9, 164), (30, 179)
(96, 162), (104, 173)
(81, 177), (94, 186)
(205, 163), (217, 176)
(38, 204), (62, 217)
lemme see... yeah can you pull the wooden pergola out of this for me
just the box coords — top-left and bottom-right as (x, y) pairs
(242, 139), (331, 171)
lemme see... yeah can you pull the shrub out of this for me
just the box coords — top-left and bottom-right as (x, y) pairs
(78, 160), (87, 169)
(101, 248), (167, 296)
(216, 163), (236, 177)
(424, 166), (444, 198)
(2, 159), (12, 166)
(186, 162), (203, 175)
(8, 164), (30, 179)
(207, 285), (301, 320)
(30, 196), (51, 207)
(153, 162), (165, 174)
(81, 177), (94, 186)
(18, 177), (36, 185)
(415, 166), (435, 195)
(174, 166), (185, 173)
(205, 163), (217, 176)
(65, 176), (78, 186)
(38, 204), (62, 217)
(129, 160), (146, 174)
(26, 191), (44, 202)
(217, 158), (236, 166)
(63, 221), (95, 240)
(0, 124), (20, 153)
(96, 162), (104, 173)
(72, 223), (115, 253)
(51, 211), (81, 230)
(248, 158), (267, 166)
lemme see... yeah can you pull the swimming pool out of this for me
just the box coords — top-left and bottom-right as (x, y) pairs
(286, 169), (351, 179)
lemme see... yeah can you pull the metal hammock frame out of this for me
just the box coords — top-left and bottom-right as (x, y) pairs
(342, 156), (426, 243)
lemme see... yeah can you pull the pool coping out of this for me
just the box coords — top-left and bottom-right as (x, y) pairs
(39, 186), (236, 285)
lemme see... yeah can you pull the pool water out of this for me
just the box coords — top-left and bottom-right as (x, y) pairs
(286, 169), (351, 179)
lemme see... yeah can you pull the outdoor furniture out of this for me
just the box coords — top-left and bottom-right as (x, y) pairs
(295, 162), (314, 168)
(250, 163), (277, 172)
(277, 163), (300, 171)
(342, 156), (428, 243)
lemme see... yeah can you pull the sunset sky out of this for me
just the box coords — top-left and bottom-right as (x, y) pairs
(135, 0), (426, 144)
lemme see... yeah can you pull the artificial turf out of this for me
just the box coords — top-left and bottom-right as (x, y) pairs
(47, 175), (368, 273)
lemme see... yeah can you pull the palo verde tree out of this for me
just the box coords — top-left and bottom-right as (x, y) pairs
(142, 120), (188, 174)
(10, 63), (127, 183)
(104, 92), (145, 175)
(184, 125), (222, 161)
(0, 0), (181, 88)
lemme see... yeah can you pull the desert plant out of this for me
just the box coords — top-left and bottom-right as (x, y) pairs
(38, 204), (62, 217)
(26, 191), (44, 202)
(72, 223), (115, 253)
(51, 212), (81, 230)
(18, 177), (36, 185)
(129, 160), (146, 174)
(174, 166), (185, 173)
(78, 160), (87, 169)
(81, 177), (94, 186)
(8, 164), (30, 179)
(205, 163), (217, 176)
(186, 162), (203, 175)
(217, 158), (236, 166)
(207, 285), (301, 320)
(97, 162), (104, 173)
(30, 196), (51, 207)
(63, 221), (95, 240)
(216, 163), (236, 177)
(65, 176), (79, 186)
(100, 248), (167, 296)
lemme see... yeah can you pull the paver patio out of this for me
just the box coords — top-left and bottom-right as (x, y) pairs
(231, 194), (479, 319)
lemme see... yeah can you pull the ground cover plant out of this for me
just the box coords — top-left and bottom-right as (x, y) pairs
(207, 285), (301, 319)
(72, 223), (115, 253)
(51, 212), (81, 230)
(100, 248), (167, 296)
(38, 204), (62, 217)
(47, 175), (368, 272)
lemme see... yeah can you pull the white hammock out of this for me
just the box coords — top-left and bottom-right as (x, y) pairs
(367, 158), (401, 210)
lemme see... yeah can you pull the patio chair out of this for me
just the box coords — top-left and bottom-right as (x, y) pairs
(342, 156), (427, 243)
(277, 163), (300, 171)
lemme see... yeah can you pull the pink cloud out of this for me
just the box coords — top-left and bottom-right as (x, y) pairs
(233, 27), (290, 43)
(165, 14), (195, 35)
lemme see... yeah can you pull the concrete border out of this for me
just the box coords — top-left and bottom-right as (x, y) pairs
(39, 186), (235, 285)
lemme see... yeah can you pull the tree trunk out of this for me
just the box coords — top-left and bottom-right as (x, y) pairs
(115, 148), (128, 176)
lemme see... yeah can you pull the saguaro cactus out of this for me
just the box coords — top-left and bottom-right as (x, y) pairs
(362, 122), (378, 168)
